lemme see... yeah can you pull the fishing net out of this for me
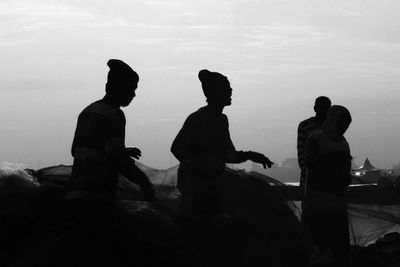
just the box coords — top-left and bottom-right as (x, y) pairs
(1, 161), (399, 248)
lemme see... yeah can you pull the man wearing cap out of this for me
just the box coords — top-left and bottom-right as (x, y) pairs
(171, 69), (273, 218)
(68, 59), (153, 203)
(66, 59), (153, 264)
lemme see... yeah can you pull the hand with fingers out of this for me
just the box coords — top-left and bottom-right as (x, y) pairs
(126, 147), (142, 159)
(246, 151), (273, 169)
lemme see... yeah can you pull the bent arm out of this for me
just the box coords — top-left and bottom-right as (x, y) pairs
(225, 150), (246, 163)
(105, 138), (151, 187)
(223, 116), (272, 168)
(223, 133), (273, 168)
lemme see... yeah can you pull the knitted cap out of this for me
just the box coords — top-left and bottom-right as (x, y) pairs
(198, 69), (228, 99)
(107, 59), (139, 88)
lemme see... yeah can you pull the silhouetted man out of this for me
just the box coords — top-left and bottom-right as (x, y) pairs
(302, 105), (352, 266)
(171, 69), (273, 217)
(297, 96), (331, 190)
(66, 59), (154, 264)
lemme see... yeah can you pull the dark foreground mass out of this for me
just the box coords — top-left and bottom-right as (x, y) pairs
(0, 165), (399, 266)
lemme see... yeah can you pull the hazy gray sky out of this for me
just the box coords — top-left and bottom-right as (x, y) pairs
(0, 0), (399, 171)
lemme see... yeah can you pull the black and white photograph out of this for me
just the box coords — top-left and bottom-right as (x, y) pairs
(1, 1), (399, 266)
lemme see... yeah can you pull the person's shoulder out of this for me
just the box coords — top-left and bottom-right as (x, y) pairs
(187, 107), (207, 120)
(83, 99), (106, 108)
(299, 117), (318, 132)
(299, 116), (315, 126)
(82, 100), (123, 123)
(80, 100), (101, 113)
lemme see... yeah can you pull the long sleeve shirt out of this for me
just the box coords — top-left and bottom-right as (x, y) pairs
(171, 106), (236, 194)
(68, 99), (149, 200)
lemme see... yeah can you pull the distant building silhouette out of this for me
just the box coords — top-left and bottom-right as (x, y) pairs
(352, 158), (382, 183)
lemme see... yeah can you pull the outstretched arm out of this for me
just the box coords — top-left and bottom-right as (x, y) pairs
(223, 116), (273, 168)
(226, 151), (273, 168)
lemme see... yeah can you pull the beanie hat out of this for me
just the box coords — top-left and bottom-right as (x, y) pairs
(198, 69), (228, 99)
(106, 59), (139, 91)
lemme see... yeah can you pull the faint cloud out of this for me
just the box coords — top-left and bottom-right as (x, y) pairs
(356, 40), (400, 51)
(144, 66), (177, 72)
(85, 20), (174, 30)
(132, 23), (174, 30)
(184, 24), (230, 31)
(336, 8), (365, 18)
(84, 18), (131, 28)
(176, 71), (197, 76)
(0, 1), (96, 31)
(0, 1), (178, 45)
(137, 0), (181, 7)
(180, 12), (200, 21)
(136, 118), (181, 124)
(243, 23), (334, 49)
(173, 41), (228, 53)
(132, 38), (181, 45)
(335, 62), (400, 79)
(0, 39), (36, 46)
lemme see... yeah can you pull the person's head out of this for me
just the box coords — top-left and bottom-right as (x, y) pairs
(323, 105), (352, 138)
(105, 59), (139, 107)
(198, 69), (232, 107)
(314, 96), (331, 119)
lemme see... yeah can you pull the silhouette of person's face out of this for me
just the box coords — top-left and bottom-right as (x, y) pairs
(119, 81), (138, 107)
(336, 116), (351, 135)
(211, 79), (232, 107)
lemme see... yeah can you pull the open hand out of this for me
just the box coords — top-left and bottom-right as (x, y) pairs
(246, 151), (273, 169)
(126, 147), (142, 159)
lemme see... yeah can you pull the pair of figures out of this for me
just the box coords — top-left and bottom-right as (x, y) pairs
(67, 60), (273, 206)
(298, 97), (353, 266)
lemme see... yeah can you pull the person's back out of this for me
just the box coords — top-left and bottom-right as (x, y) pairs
(174, 106), (233, 162)
(69, 99), (126, 201)
(66, 59), (154, 265)
(297, 96), (331, 189)
(67, 59), (153, 203)
(172, 106), (235, 195)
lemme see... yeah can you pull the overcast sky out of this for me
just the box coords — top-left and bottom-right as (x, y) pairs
(0, 0), (399, 171)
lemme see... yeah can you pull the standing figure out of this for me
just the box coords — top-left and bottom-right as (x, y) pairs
(302, 105), (352, 266)
(66, 59), (154, 265)
(297, 96), (331, 190)
(171, 69), (273, 217)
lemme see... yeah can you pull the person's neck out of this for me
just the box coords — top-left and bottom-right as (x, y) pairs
(102, 94), (121, 109)
(206, 103), (224, 115)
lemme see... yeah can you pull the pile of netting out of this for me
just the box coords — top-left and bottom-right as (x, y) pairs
(1, 162), (400, 266)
